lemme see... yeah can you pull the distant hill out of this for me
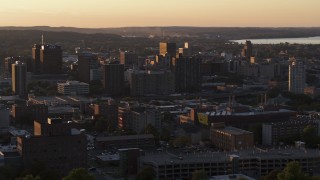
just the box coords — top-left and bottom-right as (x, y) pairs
(1, 26), (320, 39)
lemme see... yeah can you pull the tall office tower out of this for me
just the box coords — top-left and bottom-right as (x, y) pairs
(288, 58), (306, 94)
(178, 42), (193, 57)
(159, 42), (176, 57)
(173, 55), (201, 92)
(40, 44), (62, 74)
(241, 40), (253, 60)
(32, 44), (42, 74)
(1, 57), (26, 79)
(120, 51), (138, 69)
(12, 61), (27, 98)
(77, 52), (99, 83)
(102, 63), (124, 96)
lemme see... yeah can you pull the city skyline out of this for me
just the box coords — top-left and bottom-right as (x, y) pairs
(1, 0), (320, 28)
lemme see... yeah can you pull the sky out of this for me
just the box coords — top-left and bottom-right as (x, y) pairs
(1, 0), (320, 28)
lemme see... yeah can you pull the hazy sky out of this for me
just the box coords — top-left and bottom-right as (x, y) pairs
(1, 0), (320, 28)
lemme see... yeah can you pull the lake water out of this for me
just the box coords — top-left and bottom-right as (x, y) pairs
(232, 36), (320, 44)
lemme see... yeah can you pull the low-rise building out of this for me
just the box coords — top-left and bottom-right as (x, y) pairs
(210, 122), (253, 150)
(94, 134), (155, 149)
(262, 118), (320, 145)
(57, 81), (89, 95)
(140, 147), (320, 180)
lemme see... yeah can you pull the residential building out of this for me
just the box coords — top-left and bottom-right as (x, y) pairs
(288, 58), (306, 94)
(128, 69), (174, 96)
(173, 55), (201, 92)
(17, 120), (87, 177)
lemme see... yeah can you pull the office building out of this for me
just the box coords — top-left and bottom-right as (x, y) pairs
(57, 81), (89, 95)
(93, 100), (118, 130)
(12, 61), (27, 98)
(289, 58), (306, 94)
(0, 104), (10, 134)
(128, 70), (174, 96)
(241, 40), (252, 60)
(173, 55), (201, 92)
(32, 44), (62, 74)
(32, 44), (42, 74)
(120, 51), (138, 69)
(262, 118), (320, 145)
(130, 108), (161, 133)
(178, 42), (193, 57)
(159, 42), (176, 57)
(17, 120), (87, 177)
(210, 123), (254, 150)
(12, 103), (48, 124)
(77, 52), (99, 83)
(102, 63), (124, 96)
(119, 148), (141, 177)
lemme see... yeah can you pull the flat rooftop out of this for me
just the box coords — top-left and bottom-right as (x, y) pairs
(96, 134), (154, 142)
(140, 148), (320, 166)
(214, 126), (252, 135)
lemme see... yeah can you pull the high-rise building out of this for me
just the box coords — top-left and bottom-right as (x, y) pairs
(288, 58), (306, 94)
(40, 44), (62, 74)
(32, 44), (62, 74)
(159, 42), (176, 57)
(173, 55), (201, 92)
(119, 51), (138, 69)
(102, 63), (124, 96)
(128, 70), (175, 96)
(241, 40), (253, 60)
(93, 100), (118, 130)
(12, 61), (27, 98)
(77, 52), (99, 83)
(32, 44), (42, 74)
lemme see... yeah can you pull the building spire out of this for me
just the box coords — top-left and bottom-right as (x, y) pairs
(41, 34), (44, 44)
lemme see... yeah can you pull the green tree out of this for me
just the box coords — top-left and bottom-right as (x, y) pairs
(136, 166), (155, 180)
(277, 161), (310, 180)
(62, 168), (94, 180)
(192, 169), (208, 180)
(263, 169), (281, 180)
(22, 175), (41, 180)
(302, 125), (320, 148)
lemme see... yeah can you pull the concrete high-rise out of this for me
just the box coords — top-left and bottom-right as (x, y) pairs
(288, 58), (306, 94)
(120, 51), (138, 69)
(77, 52), (99, 83)
(159, 42), (176, 57)
(12, 61), (27, 98)
(241, 40), (253, 60)
(102, 63), (124, 96)
(173, 55), (201, 92)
